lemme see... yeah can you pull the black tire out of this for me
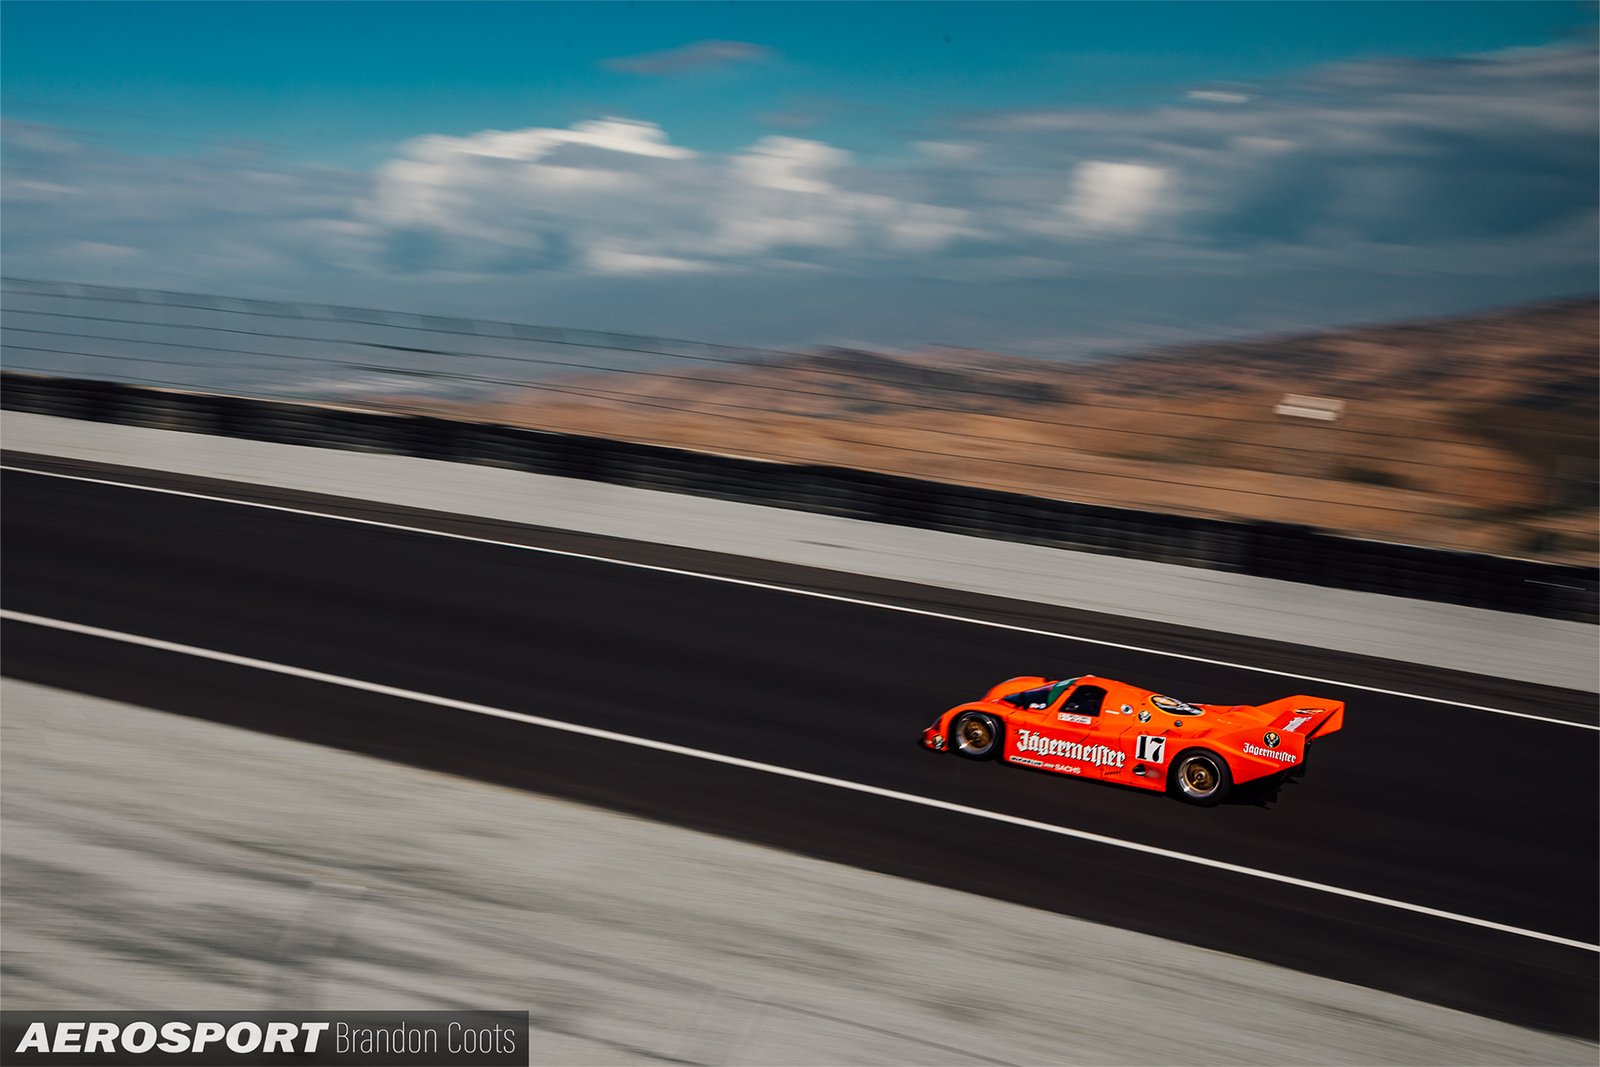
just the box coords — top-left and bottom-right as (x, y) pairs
(950, 711), (1002, 760)
(1169, 749), (1232, 806)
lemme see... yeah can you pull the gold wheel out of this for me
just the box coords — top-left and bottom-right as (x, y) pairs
(952, 712), (1000, 759)
(1173, 751), (1230, 804)
(1183, 761), (1215, 792)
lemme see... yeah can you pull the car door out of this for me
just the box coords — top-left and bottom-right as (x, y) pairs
(1060, 683), (1134, 779)
(1005, 682), (1116, 777)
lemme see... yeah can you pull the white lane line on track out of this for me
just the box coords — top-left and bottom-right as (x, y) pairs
(3, 606), (1596, 954)
(4, 462), (1596, 731)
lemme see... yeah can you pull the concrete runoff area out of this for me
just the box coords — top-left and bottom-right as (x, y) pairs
(3, 679), (1591, 1067)
(4, 412), (1595, 693)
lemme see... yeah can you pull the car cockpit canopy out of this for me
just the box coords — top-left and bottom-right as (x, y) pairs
(1002, 677), (1083, 710)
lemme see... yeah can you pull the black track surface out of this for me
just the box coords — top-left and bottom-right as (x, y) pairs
(3, 457), (1596, 1039)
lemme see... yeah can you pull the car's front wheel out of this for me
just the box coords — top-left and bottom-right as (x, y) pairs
(1170, 749), (1232, 805)
(950, 711), (1002, 760)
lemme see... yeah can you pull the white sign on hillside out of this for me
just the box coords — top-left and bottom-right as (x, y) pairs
(1274, 394), (1346, 421)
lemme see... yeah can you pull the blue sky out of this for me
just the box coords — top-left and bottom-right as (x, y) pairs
(3, 2), (1596, 353)
(6, 2), (1591, 163)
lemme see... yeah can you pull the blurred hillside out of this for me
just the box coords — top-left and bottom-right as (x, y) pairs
(473, 298), (1598, 564)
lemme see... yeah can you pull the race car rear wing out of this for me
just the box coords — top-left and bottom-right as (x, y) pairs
(1258, 697), (1345, 741)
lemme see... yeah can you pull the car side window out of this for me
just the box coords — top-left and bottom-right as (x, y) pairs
(1004, 685), (1056, 710)
(1061, 684), (1108, 717)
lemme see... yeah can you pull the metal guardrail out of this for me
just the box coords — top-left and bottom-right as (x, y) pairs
(4, 372), (1595, 624)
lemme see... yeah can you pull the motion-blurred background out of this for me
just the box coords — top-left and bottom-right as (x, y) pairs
(4, 3), (1595, 563)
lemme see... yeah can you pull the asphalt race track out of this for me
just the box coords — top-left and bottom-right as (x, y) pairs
(3, 456), (1596, 1039)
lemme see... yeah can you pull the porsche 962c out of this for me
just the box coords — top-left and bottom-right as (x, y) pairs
(922, 675), (1344, 805)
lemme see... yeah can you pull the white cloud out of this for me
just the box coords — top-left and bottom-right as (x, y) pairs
(6, 178), (79, 201)
(1187, 89), (1253, 104)
(584, 240), (719, 276)
(64, 240), (140, 261)
(1, 40), (1592, 351)
(602, 39), (776, 76)
(732, 136), (848, 194)
(884, 202), (978, 252)
(451, 118), (698, 163)
(355, 122), (976, 272)
(1230, 135), (1297, 155)
(365, 118), (693, 235)
(1062, 161), (1170, 232)
(915, 140), (980, 163)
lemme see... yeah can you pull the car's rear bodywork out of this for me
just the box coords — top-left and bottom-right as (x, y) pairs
(922, 674), (1343, 802)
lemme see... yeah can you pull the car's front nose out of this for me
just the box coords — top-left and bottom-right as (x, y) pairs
(922, 718), (947, 750)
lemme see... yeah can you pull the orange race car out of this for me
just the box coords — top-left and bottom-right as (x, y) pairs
(922, 674), (1344, 805)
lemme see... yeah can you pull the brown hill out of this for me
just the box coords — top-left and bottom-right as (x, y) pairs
(447, 297), (1598, 564)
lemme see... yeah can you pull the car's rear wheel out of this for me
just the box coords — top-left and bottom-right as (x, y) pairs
(950, 711), (1002, 760)
(1170, 749), (1232, 805)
